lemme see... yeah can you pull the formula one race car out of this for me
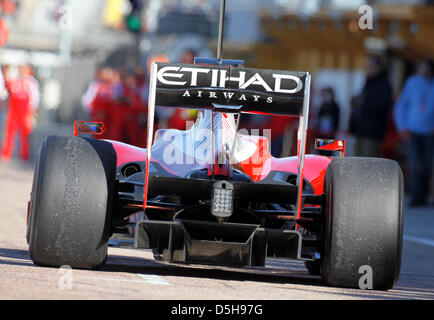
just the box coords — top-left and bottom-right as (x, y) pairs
(26, 2), (403, 291)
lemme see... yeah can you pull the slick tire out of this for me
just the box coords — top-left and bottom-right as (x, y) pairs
(321, 157), (403, 290)
(27, 135), (116, 269)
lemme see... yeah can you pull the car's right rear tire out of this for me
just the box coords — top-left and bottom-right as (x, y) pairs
(321, 157), (403, 290)
(27, 135), (116, 269)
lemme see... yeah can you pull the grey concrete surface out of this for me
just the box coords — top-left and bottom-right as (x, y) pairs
(0, 160), (433, 300)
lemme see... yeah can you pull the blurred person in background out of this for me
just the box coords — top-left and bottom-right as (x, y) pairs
(312, 87), (340, 156)
(147, 54), (173, 130)
(135, 65), (148, 101)
(0, 65), (9, 155)
(1, 64), (39, 161)
(111, 68), (143, 144)
(180, 49), (196, 64)
(156, 49), (198, 130)
(350, 55), (392, 157)
(81, 67), (114, 139)
(0, 65), (8, 101)
(316, 87), (340, 139)
(20, 65), (39, 112)
(134, 65), (149, 147)
(393, 59), (434, 207)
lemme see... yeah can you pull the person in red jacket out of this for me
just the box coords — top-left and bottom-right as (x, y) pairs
(111, 70), (143, 144)
(1, 65), (39, 161)
(81, 67), (113, 139)
(133, 66), (149, 147)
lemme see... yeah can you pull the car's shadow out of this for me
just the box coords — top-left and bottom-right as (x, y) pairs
(104, 252), (324, 287)
(0, 247), (35, 267)
(3, 247), (434, 299)
(0, 246), (323, 287)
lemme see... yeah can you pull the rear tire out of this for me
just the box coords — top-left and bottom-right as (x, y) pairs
(27, 136), (116, 269)
(321, 157), (403, 290)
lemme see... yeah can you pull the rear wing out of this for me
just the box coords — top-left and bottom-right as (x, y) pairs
(145, 61), (311, 221)
(153, 62), (308, 116)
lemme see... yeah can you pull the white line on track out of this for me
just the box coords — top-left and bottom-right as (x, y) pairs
(77, 274), (170, 286)
(78, 276), (149, 284)
(404, 235), (434, 248)
(138, 274), (170, 285)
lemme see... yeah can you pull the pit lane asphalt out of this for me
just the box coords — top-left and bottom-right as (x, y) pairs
(0, 161), (433, 300)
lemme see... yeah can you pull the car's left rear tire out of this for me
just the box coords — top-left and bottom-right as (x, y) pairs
(27, 136), (116, 269)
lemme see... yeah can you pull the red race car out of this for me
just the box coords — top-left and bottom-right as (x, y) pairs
(26, 3), (403, 291)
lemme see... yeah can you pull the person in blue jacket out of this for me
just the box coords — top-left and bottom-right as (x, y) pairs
(394, 59), (434, 207)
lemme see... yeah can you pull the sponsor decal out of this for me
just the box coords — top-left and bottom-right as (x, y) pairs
(157, 66), (303, 93)
(153, 63), (307, 115)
